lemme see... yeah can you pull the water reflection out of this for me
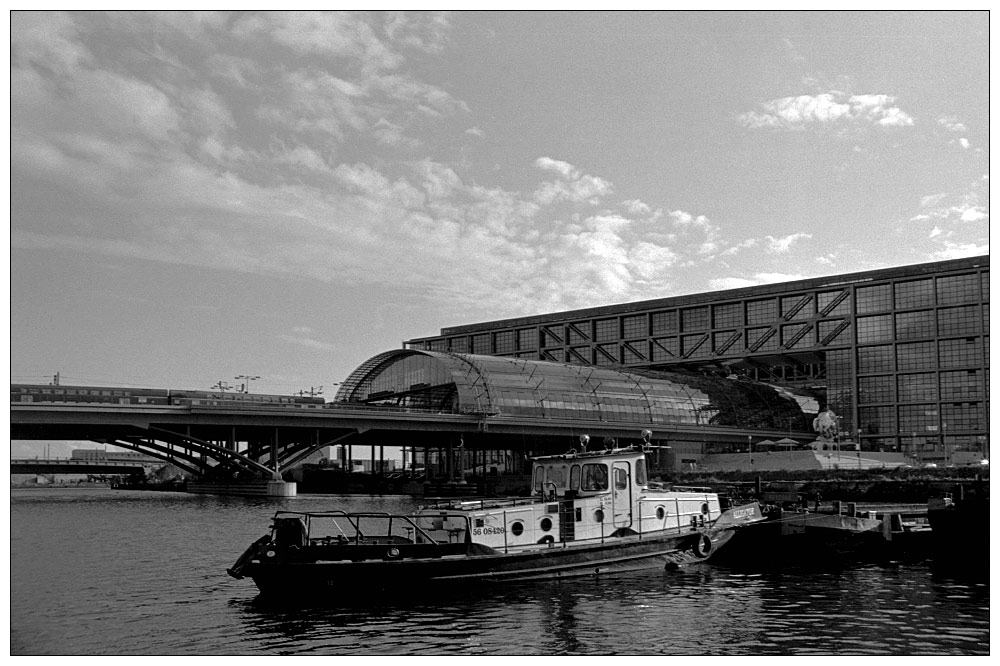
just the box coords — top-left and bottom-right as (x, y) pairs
(234, 562), (988, 656)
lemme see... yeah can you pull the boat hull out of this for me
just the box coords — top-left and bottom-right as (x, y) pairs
(239, 529), (734, 597)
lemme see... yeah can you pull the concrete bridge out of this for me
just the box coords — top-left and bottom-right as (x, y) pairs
(10, 399), (802, 496)
(9, 457), (159, 475)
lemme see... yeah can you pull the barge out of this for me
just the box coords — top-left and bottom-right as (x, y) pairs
(228, 437), (764, 597)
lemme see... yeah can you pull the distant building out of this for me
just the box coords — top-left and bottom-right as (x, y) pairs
(71, 449), (160, 463)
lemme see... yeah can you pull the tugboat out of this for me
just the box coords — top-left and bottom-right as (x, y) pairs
(228, 432), (764, 597)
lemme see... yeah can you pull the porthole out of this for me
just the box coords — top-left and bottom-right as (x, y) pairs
(656, 506), (665, 520)
(594, 509), (604, 523)
(540, 517), (553, 532)
(511, 521), (524, 536)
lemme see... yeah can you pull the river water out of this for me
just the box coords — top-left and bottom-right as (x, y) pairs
(10, 488), (989, 655)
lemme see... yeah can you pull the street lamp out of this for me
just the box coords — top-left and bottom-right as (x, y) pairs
(235, 375), (260, 393)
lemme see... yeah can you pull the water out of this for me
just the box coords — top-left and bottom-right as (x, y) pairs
(10, 488), (990, 655)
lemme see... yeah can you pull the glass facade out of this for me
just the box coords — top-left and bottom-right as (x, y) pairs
(335, 350), (813, 431)
(403, 256), (988, 462)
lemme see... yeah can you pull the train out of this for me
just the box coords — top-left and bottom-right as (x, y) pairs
(10, 384), (326, 408)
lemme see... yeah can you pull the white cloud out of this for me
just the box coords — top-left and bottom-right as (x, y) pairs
(710, 272), (808, 291)
(938, 116), (968, 132)
(738, 92), (914, 130)
(278, 333), (337, 352)
(532, 158), (612, 205)
(930, 241), (990, 260)
(765, 233), (812, 253)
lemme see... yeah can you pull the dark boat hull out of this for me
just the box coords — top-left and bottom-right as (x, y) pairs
(239, 529), (734, 597)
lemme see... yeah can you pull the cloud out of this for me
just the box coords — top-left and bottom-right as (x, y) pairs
(938, 116), (968, 133)
(709, 272), (808, 291)
(909, 183), (989, 227)
(721, 233), (811, 257)
(278, 333), (337, 352)
(532, 157), (613, 205)
(738, 92), (914, 130)
(765, 232), (812, 253)
(930, 241), (989, 261)
(10, 12), (856, 326)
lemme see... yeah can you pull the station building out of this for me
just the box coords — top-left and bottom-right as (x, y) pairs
(396, 255), (989, 467)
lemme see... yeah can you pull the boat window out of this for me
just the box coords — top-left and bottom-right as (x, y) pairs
(614, 465), (629, 490)
(532, 466), (545, 492)
(635, 458), (648, 485)
(569, 464), (581, 491)
(546, 464), (567, 488)
(581, 463), (608, 491)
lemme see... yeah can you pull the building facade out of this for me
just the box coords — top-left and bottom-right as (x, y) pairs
(405, 256), (989, 464)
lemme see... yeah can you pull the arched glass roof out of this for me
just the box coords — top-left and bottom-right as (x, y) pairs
(334, 350), (817, 431)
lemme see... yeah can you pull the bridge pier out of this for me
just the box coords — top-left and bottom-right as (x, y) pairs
(187, 479), (297, 497)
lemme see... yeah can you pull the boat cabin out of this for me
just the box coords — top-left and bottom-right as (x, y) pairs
(417, 445), (721, 552)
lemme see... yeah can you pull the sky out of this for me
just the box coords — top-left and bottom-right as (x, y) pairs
(9, 10), (990, 422)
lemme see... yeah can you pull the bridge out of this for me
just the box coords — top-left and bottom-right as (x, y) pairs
(10, 400), (799, 496)
(10, 458), (158, 475)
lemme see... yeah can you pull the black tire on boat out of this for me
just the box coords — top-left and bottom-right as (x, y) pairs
(693, 534), (712, 559)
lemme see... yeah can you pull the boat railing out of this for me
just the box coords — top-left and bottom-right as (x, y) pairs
(269, 510), (473, 547)
(421, 496), (543, 511)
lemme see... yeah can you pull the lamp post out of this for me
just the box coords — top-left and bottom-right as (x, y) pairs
(747, 435), (753, 468)
(235, 375), (260, 393)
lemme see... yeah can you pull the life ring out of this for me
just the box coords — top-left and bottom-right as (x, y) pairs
(692, 534), (712, 559)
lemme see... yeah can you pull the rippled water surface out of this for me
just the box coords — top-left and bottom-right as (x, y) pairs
(10, 488), (989, 655)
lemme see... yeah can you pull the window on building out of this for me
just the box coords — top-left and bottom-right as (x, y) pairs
(859, 406), (896, 435)
(517, 328), (538, 351)
(622, 315), (647, 338)
(651, 311), (678, 335)
(938, 337), (983, 369)
(936, 273), (980, 305)
(940, 369), (982, 400)
(781, 294), (813, 320)
(938, 306), (980, 337)
(858, 345), (894, 374)
(859, 375), (894, 404)
(941, 402), (983, 430)
(595, 318), (618, 342)
(898, 404), (940, 433)
(856, 284), (892, 314)
(746, 299), (778, 325)
(895, 279), (935, 309)
(895, 310), (935, 340)
(567, 323), (590, 344)
(896, 342), (936, 372)
(817, 290), (851, 317)
(712, 303), (743, 328)
(494, 330), (515, 354)
(897, 373), (938, 403)
(856, 315), (893, 344)
(681, 307), (709, 332)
